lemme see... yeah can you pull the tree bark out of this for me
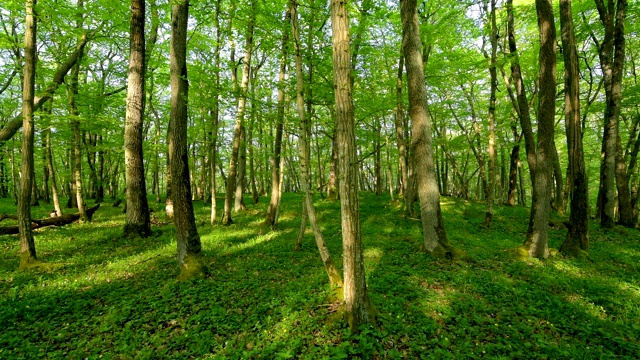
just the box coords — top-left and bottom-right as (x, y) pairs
(123, 0), (151, 238)
(18, 0), (38, 268)
(170, 0), (202, 271)
(402, 0), (454, 256)
(520, 0), (556, 259)
(332, 0), (375, 330)
(559, 0), (589, 255)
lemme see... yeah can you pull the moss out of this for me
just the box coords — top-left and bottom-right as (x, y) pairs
(428, 245), (467, 261)
(19, 254), (63, 272)
(177, 253), (209, 281)
(514, 245), (530, 261)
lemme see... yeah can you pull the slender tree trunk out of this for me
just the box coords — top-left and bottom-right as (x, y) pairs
(45, 127), (62, 216)
(292, 0), (343, 289)
(331, 0), (374, 330)
(170, 0), (202, 272)
(223, 0), (255, 224)
(69, 0), (88, 222)
(210, 0), (221, 225)
(265, 11), (289, 227)
(402, 0), (453, 255)
(559, 0), (589, 255)
(551, 143), (565, 213)
(507, 141), (521, 206)
(124, 0), (151, 238)
(484, 0), (498, 226)
(18, 0), (38, 268)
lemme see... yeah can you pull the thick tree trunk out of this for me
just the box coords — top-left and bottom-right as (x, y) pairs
(559, 0), (589, 255)
(402, 0), (453, 256)
(123, 0), (151, 238)
(332, 0), (374, 330)
(18, 0), (38, 268)
(170, 0), (202, 271)
(520, 0), (556, 259)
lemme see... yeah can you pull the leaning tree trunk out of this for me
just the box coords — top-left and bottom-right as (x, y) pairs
(401, 0), (453, 256)
(332, 0), (375, 330)
(559, 0), (589, 256)
(123, 0), (151, 238)
(170, 0), (202, 272)
(18, 0), (38, 269)
(291, 0), (343, 289)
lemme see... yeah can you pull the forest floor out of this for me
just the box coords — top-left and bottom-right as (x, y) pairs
(0, 193), (639, 359)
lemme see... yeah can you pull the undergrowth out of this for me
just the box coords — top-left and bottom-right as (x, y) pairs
(1, 193), (639, 359)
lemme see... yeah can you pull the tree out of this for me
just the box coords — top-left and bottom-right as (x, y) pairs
(401, 0), (454, 257)
(518, 0), (557, 259)
(18, 0), (38, 269)
(559, 0), (589, 255)
(331, 0), (375, 330)
(222, 0), (255, 225)
(264, 9), (290, 228)
(69, 0), (88, 222)
(291, 0), (342, 289)
(592, 0), (631, 227)
(484, 0), (498, 226)
(170, 0), (202, 272)
(123, 0), (151, 238)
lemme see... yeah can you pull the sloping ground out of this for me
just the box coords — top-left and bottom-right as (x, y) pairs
(1, 194), (638, 359)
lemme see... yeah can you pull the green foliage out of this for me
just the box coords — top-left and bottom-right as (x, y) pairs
(1, 194), (638, 358)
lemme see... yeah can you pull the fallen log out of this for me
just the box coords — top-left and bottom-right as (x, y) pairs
(0, 204), (100, 235)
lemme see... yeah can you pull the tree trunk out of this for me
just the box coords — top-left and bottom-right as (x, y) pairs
(396, 56), (408, 200)
(292, 0), (343, 290)
(223, 1), (254, 224)
(520, 0), (556, 259)
(594, 0), (628, 228)
(210, 0), (222, 225)
(264, 10), (289, 227)
(484, 0), (498, 226)
(18, 0), (38, 269)
(402, 0), (453, 256)
(45, 118), (63, 216)
(123, 0), (151, 238)
(170, 0), (202, 272)
(559, 0), (589, 256)
(332, 0), (374, 330)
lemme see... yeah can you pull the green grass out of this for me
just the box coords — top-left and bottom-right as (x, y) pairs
(1, 193), (639, 359)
